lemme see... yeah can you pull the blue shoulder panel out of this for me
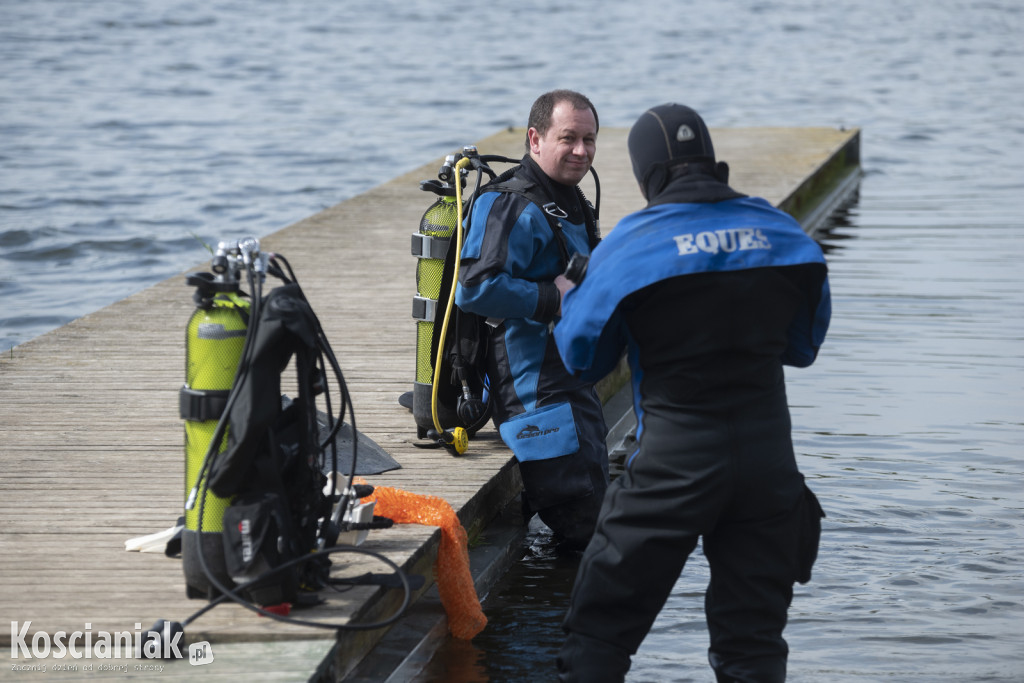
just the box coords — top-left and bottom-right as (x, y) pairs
(555, 197), (830, 380)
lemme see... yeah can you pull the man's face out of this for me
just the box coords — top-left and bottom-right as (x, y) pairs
(528, 101), (597, 186)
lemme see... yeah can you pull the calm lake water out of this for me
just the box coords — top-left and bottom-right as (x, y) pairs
(3, 1), (1023, 681)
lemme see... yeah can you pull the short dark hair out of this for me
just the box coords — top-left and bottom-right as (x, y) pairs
(525, 90), (599, 152)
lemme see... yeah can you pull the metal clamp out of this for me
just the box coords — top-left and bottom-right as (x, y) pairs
(179, 386), (231, 422)
(412, 296), (437, 322)
(411, 233), (451, 260)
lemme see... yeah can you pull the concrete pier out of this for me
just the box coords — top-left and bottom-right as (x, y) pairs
(0, 126), (859, 680)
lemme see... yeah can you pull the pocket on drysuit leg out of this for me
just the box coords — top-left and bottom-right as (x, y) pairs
(499, 402), (594, 511)
(796, 482), (826, 584)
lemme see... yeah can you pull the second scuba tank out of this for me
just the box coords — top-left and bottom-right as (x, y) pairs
(411, 150), (498, 453)
(179, 243), (250, 599)
(411, 169), (461, 439)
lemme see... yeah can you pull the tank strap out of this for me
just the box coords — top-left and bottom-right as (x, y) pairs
(179, 386), (231, 422)
(411, 233), (450, 260)
(411, 295), (437, 322)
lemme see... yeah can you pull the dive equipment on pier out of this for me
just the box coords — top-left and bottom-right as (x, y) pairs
(412, 150), (495, 455)
(173, 237), (410, 635)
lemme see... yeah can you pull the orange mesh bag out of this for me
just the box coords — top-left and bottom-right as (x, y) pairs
(358, 482), (487, 639)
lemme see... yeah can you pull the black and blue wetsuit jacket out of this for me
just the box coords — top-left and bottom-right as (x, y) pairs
(455, 158), (598, 463)
(555, 195), (831, 401)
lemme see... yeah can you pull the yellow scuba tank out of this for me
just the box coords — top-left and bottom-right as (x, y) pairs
(411, 152), (497, 455)
(179, 242), (250, 599)
(411, 161), (460, 440)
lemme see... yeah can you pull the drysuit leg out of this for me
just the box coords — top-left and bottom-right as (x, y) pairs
(493, 335), (609, 549)
(558, 396), (804, 682)
(529, 388), (609, 549)
(702, 397), (805, 683)
(703, 501), (800, 682)
(557, 417), (728, 681)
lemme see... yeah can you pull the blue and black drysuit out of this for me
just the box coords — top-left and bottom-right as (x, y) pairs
(455, 156), (609, 548)
(554, 180), (830, 681)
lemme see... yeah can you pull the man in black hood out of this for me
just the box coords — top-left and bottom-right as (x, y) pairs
(627, 102), (743, 205)
(553, 104), (832, 681)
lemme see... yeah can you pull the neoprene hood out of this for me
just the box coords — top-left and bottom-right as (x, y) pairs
(628, 103), (716, 191)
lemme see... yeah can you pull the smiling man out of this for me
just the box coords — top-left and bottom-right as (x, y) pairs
(527, 94), (598, 186)
(454, 90), (608, 550)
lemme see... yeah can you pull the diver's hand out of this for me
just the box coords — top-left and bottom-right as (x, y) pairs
(554, 274), (575, 315)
